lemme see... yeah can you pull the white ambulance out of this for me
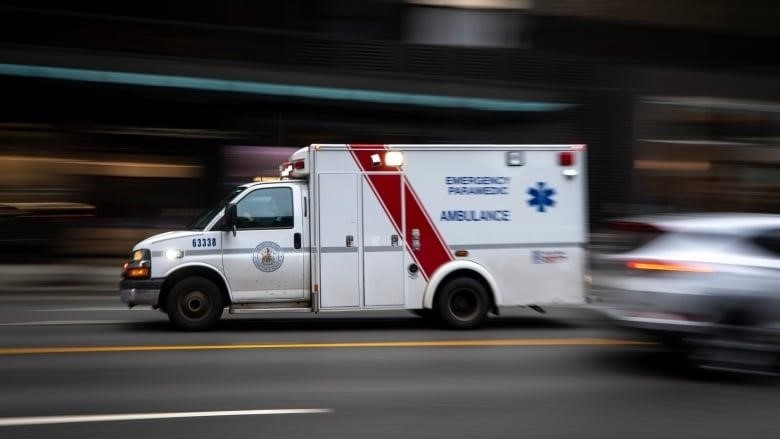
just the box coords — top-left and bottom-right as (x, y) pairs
(120, 144), (587, 330)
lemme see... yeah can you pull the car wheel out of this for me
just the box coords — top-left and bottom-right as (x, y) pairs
(167, 277), (224, 331)
(685, 307), (779, 376)
(435, 277), (490, 329)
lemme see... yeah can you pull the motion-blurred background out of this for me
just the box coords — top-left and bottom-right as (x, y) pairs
(0, 0), (778, 265)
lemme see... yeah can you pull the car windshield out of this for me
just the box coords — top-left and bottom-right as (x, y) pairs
(186, 186), (246, 230)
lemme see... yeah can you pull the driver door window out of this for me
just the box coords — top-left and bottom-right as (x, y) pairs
(236, 187), (293, 229)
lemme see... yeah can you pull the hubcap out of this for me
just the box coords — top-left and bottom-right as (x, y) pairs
(449, 288), (480, 321)
(180, 290), (210, 321)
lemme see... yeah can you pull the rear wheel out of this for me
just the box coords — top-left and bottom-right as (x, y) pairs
(685, 306), (779, 376)
(435, 277), (490, 329)
(166, 277), (224, 331)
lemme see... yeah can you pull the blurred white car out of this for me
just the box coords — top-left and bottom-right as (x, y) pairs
(589, 213), (780, 375)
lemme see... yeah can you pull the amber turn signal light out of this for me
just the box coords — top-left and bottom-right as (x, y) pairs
(125, 267), (150, 279)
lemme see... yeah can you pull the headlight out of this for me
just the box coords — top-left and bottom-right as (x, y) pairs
(122, 249), (151, 279)
(131, 249), (147, 262)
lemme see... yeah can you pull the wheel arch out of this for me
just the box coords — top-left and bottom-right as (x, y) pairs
(159, 263), (231, 312)
(422, 260), (501, 310)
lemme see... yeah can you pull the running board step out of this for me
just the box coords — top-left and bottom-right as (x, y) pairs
(229, 301), (312, 314)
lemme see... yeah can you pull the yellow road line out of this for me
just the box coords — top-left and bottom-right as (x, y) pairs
(0, 338), (653, 356)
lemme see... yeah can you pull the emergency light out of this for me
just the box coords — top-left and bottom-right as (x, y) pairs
(384, 151), (404, 167)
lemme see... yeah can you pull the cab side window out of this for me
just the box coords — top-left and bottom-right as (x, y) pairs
(235, 187), (293, 229)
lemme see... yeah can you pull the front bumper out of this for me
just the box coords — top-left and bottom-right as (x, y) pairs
(119, 278), (164, 307)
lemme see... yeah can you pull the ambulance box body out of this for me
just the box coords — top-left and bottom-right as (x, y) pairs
(120, 144), (587, 330)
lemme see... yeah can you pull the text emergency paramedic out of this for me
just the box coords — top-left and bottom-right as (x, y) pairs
(442, 176), (511, 221)
(446, 176), (511, 195)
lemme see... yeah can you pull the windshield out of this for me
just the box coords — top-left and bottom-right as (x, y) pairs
(186, 186), (246, 230)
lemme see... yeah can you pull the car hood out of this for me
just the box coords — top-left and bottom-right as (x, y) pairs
(133, 231), (205, 250)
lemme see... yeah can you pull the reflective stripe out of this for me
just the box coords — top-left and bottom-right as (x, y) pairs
(448, 243), (583, 250)
(319, 247), (359, 253)
(185, 249), (222, 256)
(151, 248), (309, 257)
(152, 249), (221, 257)
(222, 247), (307, 255)
(364, 246), (404, 252)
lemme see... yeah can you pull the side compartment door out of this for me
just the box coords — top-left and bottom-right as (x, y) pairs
(222, 185), (305, 302)
(318, 173), (361, 308)
(362, 174), (405, 306)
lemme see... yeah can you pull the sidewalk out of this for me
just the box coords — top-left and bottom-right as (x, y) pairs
(0, 263), (120, 294)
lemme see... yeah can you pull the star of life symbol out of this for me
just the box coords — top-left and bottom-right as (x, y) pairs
(527, 182), (556, 212)
(252, 241), (284, 272)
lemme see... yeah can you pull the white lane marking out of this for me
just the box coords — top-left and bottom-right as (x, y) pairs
(32, 307), (141, 312)
(0, 408), (333, 427)
(0, 320), (136, 326)
(0, 295), (117, 301)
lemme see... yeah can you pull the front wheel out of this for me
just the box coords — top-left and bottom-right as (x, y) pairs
(166, 277), (224, 331)
(435, 277), (490, 329)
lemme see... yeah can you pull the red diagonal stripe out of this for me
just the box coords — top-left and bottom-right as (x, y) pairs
(347, 145), (404, 233)
(347, 144), (452, 280)
(402, 179), (453, 279)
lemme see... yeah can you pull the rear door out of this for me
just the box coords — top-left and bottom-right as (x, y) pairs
(362, 174), (405, 306)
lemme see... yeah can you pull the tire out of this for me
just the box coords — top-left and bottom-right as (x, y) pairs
(435, 277), (490, 329)
(684, 306), (780, 376)
(166, 277), (224, 331)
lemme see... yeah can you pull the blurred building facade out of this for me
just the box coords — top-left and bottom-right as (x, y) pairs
(0, 0), (778, 259)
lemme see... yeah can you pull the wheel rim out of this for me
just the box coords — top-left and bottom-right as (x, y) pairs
(178, 290), (211, 321)
(449, 288), (480, 322)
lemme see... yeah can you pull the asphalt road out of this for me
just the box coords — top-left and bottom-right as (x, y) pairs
(0, 294), (778, 439)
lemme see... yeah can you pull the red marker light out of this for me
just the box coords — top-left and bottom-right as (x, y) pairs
(293, 160), (305, 170)
(559, 152), (574, 166)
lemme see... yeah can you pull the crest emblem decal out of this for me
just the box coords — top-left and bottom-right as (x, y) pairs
(252, 241), (284, 272)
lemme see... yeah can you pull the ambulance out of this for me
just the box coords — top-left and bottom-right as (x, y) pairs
(120, 144), (587, 330)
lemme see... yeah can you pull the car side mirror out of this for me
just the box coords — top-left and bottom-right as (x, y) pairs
(224, 203), (238, 237)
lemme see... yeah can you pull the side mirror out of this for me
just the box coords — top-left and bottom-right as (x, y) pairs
(224, 204), (238, 237)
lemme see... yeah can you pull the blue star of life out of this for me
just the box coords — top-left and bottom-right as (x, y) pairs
(527, 182), (556, 212)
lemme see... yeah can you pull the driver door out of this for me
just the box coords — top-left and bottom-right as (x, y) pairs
(222, 185), (305, 302)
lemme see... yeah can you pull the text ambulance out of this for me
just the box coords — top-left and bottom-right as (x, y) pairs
(120, 144), (587, 330)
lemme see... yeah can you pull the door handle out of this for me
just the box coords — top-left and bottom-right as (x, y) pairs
(294, 232), (301, 249)
(346, 235), (354, 247)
